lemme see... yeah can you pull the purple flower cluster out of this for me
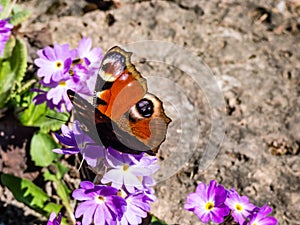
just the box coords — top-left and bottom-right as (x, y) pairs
(53, 119), (157, 225)
(72, 181), (155, 225)
(33, 37), (103, 112)
(38, 37), (159, 224)
(184, 180), (277, 225)
(0, 5), (13, 57)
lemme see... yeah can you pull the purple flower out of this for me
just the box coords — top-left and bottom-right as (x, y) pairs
(31, 88), (61, 110)
(72, 181), (127, 225)
(75, 37), (103, 94)
(53, 121), (104, 167)
(247, 205), (277, 225)
(71, 64), (94, 96)
(77, 37), (103, 73)
(33, 38), (103, 112)
(118, 190), (154, 225)
(225, 189), (256, 224)
(32, 76), (90, 112)
(47, 212), (62, 225)
(34, 44), (75, 84)
(101, 148), (158, 193)
(46, 78), (79, 111)
(32, 87), (68, 112)
(184, 180), (230, 224)
(0, 18), (13, 56)
(140, 155), (159, 192)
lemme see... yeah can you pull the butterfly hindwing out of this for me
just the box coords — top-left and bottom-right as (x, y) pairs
(68, 89), (153, 155)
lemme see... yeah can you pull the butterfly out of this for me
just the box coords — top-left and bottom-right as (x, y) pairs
(67, 46), (171, 155)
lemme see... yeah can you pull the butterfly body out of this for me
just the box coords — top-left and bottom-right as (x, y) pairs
(68, 46), (171, 155)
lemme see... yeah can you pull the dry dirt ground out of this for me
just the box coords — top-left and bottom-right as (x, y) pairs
(0, 0), (300, 224)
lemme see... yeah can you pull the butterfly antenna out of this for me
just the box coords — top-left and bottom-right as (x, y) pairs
(78, 154), (85, 171)
(77, 132), (93, 172)
(46, 115), (68, 123)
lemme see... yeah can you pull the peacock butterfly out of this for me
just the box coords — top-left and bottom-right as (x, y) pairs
(67, 46), (171, 155)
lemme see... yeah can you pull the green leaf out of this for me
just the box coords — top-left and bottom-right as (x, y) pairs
(20, 100), (69, 133)
(56, 180), (70, 203)
(11, 3), (23, 13)
(0, 37), (27, 108)
(10, 9), (30, 26)
(0, 0), (10, 8)
(17, 79), (36, 95)
(0, 60), (13, 107)
(2, 35), (15, 59)
(61, 218), (69, 225)
(30, 132), (59, 167)
(20, 101), (47, 125)
(0, 37), (15, 107)
(55, 162), (69, 180)
(10, 79), (36, 108)
(1, 173), (67, 220)
(0, 0), (10, 19)
(44, 202), (63, 215)
(34, 109), (69, 133)
(1, 173), (49, 209)
(20, 101), (69, 133)
(10, 37), (27, 82)
(43, 169), (57, 182)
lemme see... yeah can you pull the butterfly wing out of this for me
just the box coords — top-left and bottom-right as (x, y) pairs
(95, 46), (147, 120)
(68, 46), (171, 155)
(126, 93), (171, 154)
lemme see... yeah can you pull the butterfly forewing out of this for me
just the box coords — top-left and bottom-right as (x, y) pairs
(95, 46), (147, 120)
